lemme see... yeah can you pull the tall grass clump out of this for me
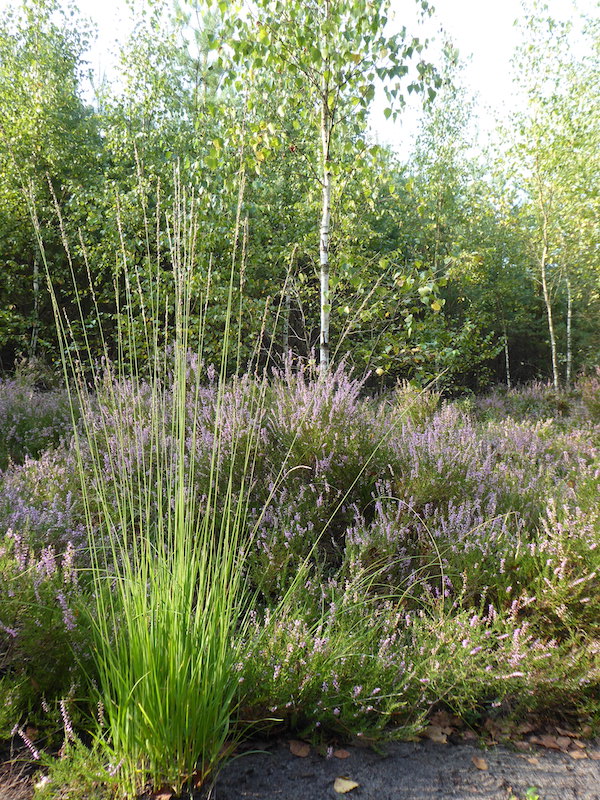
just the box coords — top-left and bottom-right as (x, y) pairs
(35, 185), (267, 797)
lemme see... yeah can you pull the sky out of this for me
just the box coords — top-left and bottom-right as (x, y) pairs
(1, 0), (596, 153)
(372, 0), (596, 152)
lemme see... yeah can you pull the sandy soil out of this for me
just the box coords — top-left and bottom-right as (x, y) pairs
(201, 738), (600, 800)
(2, 736), (599, 800)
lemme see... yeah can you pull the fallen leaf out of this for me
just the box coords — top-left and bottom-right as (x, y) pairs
(581, 725), (593, 737)
(514, 741), (531, 752)
(430, 710), (462, 729)
(530, 734), (562, 751)
(525, 757), (539, 766)
(289, 740), (310, 758)
(424, 724), (448, 744)
(556, 726), (579, 738)
(572, 739), (586, 750)
(556, 736), (572, 751)
(333, 777), (359, 794)
(462, 730), (478, 741)
(472, 756), (488, 771)
(152, 788), (173, 800)
(589, 752), (600, 760)
(568, 750), (587, 760)
(24, 726), (38, 740)
(333, 749), (351, 759)
(516, 722), (536, 735)
(484, 717), (509, 738)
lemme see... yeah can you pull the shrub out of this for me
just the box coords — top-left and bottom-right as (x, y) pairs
(579, 367), (600, 421)
(0, 374), (74, 471)
(0, 531), (87, 737)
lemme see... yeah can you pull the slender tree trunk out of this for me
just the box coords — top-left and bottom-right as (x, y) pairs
(534, 167), (559, 390)
(540, 246), (559, 390)
(502, 320), (511, 389)
(539, 204), (559, 390)
(319, 82), (332, 371)
(433, 191), (443, 274)
(282, 289), (290, 356)
(565, 276), (572, 388)
(29, 251), (40, 358)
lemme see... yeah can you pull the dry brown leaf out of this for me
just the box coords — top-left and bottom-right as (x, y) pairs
(568, 750), (587, 760)
(333, 749), (351, 759)
(333, 777), (359, 794)
(581, 725), (593, 737)
(516, 722), (536, 735)
(472, 756), (488, 771)
(152, 787), (173, 800)
(514, 741), (532, 752)
(572, 739), (587, 750)
(461, 730), (478, 741)
(589, 752), (600, 760)
(556, 736), (572, 751)
(530, 734), (562, 751)
(556, 726), (579, 738)
(525, 757), (539, 766)
(430, 711), (462, 729)
(289, 740), (310, 758)
(424, 724), (448, 744)
(24, 726), (38, 740)
(482, 719), (506, 741)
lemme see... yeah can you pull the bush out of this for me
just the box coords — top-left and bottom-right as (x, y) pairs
(0, 531), (88, 737)
(0, 370), (599, 792)
(0, 369), (74, 471)
(579, 367), (600, 421)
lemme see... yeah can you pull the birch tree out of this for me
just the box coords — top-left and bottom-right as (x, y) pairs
(509, 9), (600, 388)
(220, 0), (440, 369)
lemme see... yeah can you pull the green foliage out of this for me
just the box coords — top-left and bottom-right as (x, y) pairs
(0, 0), (102, 365)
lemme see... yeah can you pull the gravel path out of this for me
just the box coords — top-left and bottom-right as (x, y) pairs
(204, 738), (600, 800)
(2, 736), (599, 799)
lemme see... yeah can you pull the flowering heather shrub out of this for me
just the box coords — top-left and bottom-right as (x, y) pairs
(0, 530), (87, 735)
(0, 366), (599, 745)
(391, 380), (440, 427)
(3, 366), (597, 607)
(239, 581), (600, 736)
(265, 360), (392, 506)
(579, 367), (600, 421)
(525, 500), (600, 637)
(0, 447), (85, 554)
(475, 381), (578, 423)
(0, 376), (74, 470)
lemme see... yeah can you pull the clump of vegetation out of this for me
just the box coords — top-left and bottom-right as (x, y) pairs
(0, 0), (598, 796)
(0, 360), (598, 797)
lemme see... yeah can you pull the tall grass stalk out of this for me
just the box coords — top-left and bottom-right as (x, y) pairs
(32, 178), (266, 797)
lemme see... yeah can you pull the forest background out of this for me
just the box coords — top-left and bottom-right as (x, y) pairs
(0, 0), (598, 392)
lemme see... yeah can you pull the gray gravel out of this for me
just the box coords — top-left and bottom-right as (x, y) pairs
(205, 739), (600, 800)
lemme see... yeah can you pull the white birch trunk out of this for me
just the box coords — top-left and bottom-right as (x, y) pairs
(502, 321), (511, 389)
(536, 180), (560, 390)
(319, 82), (332, 371)
(282, 289), (290, 356)
(540, 229), (559, 390)
(565, 276), (572, 388)
(30, 251), (40, 358)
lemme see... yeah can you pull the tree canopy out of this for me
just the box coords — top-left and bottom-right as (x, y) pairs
(0, 0), (597, 388)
